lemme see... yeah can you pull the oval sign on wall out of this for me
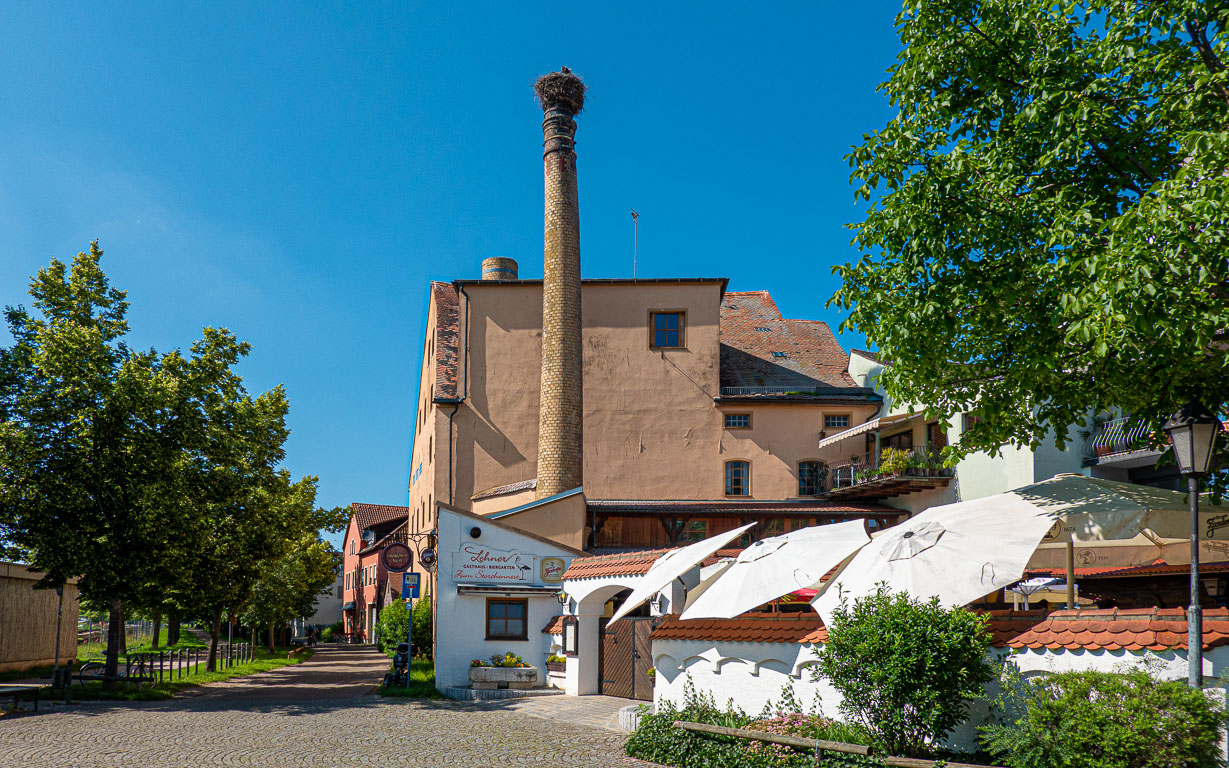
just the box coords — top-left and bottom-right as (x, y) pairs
(381, 542), (413, 573)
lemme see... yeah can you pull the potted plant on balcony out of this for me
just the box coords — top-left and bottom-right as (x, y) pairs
(879, 447), (910, 478)
(468, 652), (539, 689)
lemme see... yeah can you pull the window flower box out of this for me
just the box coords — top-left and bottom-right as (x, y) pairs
(545, 661), (566, 673)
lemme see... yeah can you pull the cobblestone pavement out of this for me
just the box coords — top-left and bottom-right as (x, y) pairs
(0, 646), (647, 767)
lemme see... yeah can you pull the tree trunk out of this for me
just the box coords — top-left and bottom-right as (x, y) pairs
(207, 609), (222, 672)
(167, 609), (180, 646)
(103, 598), (123, 689)
(119, 604), (127, 656)
(151, 609), (163, 650)
(267, 625), (275, 654)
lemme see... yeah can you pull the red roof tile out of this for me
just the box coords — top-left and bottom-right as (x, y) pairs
(432, 282), (460, 400)
(719, 291), (859, 392)
(542, 615), (564, 635)
(1004, 607), (1229, 651)
(652, 614), (828, 644)
(562, 548), (673, 580)
(350, 503), (409, 532)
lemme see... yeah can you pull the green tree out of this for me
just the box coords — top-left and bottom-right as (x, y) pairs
(376, 599), (409, 657)
(0, 242), (204, 683)
(243, 533), (341, 652)
(813, 585), (995, 757)
(832, 1), (1229, 482)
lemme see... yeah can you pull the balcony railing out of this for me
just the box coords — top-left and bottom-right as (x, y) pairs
(825, 447), (954, 498)
(1084, 416), (1158, 461)
(720, 386), (822, 396)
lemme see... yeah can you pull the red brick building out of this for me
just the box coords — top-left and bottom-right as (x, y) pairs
(341, 503), (408, 643)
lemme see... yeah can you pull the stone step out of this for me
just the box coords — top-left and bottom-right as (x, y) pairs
(442, 686), (565, 701)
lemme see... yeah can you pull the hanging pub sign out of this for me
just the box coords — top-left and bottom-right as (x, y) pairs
(452, 544), (534, 583)
(381, 542), (413, 573)
(420, 548), (437, 569)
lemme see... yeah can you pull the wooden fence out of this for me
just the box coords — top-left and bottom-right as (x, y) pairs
(0, 562), (79, 672)
(673, 721), (1006, 768)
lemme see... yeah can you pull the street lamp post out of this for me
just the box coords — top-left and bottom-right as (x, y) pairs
(1163, 399), (1222, 688)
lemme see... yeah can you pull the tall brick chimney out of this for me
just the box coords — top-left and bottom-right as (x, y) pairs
(533, 68), (585, 498)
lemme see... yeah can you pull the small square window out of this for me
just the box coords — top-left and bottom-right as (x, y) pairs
(724, 413), (751, 429)
(725, 460), (750, 496)
(824, 414), (850, 429)
(771, 351), (787, 358)
(486, 598), (528, 640)
(650, 311), (686, 349)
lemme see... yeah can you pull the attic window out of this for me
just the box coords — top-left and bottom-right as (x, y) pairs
(771, 351), (787, 358)
(754, 327), (771, 332)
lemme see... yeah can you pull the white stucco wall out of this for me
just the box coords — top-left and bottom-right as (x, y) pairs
(654, 636), (1229, 754)
(434, 505), (577, 691)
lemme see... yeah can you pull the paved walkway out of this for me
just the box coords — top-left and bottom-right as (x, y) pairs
(0, 645), (646, 767)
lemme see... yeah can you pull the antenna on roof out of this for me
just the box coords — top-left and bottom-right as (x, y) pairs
(630, 208), (640, 279)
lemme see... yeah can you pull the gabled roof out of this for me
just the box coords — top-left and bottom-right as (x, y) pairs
(473, 478), (537, 501)
(719, 291), (862, 394)
(350, 503), (409, 532)
(432, 282), (461, 401)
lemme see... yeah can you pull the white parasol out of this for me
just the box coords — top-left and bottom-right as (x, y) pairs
(812, 493), (1054, 625)
(681, 520), (870, 620)
(608, 523), (755, 625)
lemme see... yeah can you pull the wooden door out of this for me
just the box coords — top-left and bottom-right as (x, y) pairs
(601, 617), (656, 700)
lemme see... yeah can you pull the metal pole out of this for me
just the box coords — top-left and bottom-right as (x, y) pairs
(631, 209), (639, 279)
(1190, 475), (1203, 687)
(1065, 540), (1075, 610)
(52, 586), (63, 687)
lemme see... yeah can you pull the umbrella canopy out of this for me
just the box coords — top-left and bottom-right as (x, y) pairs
(681, 519), (870, 620)
(812, 493), (1053, 625)
(1022, 474), (1224, 546)
(608, 523), (755, 625)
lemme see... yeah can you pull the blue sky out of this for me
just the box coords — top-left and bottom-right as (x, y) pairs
(0, 2), (901, 534)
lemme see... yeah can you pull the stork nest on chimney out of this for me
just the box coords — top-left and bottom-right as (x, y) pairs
(534, 70), (586, 115)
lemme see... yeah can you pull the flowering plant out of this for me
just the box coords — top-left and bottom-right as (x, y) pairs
(744, 713), (836, 758)
(489, 652), (527, 668)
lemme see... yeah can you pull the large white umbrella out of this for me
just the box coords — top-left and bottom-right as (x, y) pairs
(681, 519), (870, 620)
(608, 523), (755, 625)
(812, 493), (1054, 625)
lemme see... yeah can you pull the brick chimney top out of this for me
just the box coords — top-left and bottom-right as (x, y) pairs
(534, 69), (586, 115)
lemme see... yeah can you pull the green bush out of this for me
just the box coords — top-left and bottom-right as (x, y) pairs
(410, 597), (432, 658)
(982, 669), (1226, 768)
(624, 679), (878, 768)
(320, 620), (343, 643)
(375, 601), (409, 657)
(813, 584), (995, 757)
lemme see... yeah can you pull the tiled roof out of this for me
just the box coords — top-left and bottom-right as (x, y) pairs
(1027, 560), (1229, 580)
(586, 499), (905, 517)
(563, 548), (673, 580)
(351, 503), (409, 531)
(542, 615), (564, 635)
(1009, 607), (1229, 651)
(719, 291), (857, 391)
(652, 614), (829, 644)
(433, 282), (460, 400)
(650, 609), (1229, 651)
(849, 348), (882, 363)
(473, 478), (537, 501)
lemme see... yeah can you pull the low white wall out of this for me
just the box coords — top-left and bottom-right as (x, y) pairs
(654, 637), (1229, 754)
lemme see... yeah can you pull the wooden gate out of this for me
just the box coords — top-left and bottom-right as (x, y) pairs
(600, 617), (656, 700)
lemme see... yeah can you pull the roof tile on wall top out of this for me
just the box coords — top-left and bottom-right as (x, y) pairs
(562, 548), (674, 580)
(719, 291), (856, 390)
(432, 282), (460, 400)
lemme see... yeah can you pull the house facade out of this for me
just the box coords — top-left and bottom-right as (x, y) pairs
(341, 503), (411, 643)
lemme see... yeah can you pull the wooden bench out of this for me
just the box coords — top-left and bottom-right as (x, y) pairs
(0, 684), (40, 712)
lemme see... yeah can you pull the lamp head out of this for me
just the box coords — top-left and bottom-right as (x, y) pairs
(1163, 399), (1222, 476)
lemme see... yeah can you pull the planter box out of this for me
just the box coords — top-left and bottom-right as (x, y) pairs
(469, 666), (538, 690)
(545, 661), (566, 673)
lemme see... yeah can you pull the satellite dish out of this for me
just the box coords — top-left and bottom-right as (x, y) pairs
(361, 528), (376, 545)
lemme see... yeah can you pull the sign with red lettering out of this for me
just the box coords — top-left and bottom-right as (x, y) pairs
(452, 545), (535, 583)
